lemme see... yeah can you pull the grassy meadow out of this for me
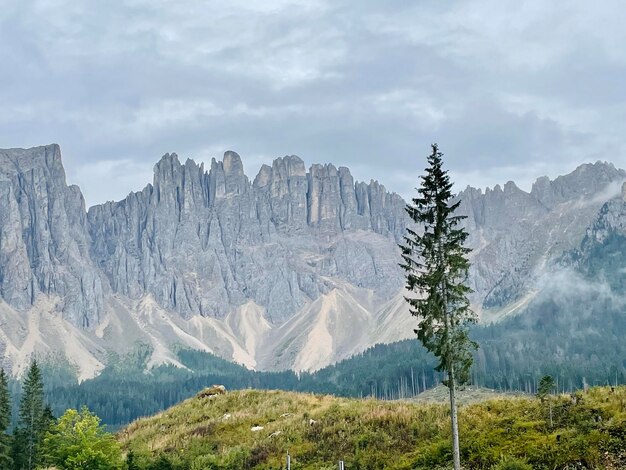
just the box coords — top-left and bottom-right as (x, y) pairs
(118, 386), (626, 469)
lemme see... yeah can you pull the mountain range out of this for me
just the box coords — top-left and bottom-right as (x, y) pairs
(0, 144), (624, 380)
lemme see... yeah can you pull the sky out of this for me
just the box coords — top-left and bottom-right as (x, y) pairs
(1, 0), (626, 206)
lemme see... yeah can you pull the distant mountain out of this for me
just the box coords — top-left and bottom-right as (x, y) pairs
(0, 144), (625, 379)
(458, 161), (626, 317)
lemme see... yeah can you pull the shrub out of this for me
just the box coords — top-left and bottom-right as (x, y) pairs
(491, 456), (533, 470)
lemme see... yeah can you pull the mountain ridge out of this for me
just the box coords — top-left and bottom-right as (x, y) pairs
(0, 144), (411, 378)
(1, 144), (625, 379)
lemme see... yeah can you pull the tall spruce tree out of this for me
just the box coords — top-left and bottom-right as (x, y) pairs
(18, 360), (45, 470)
(400, 143), (478, 470)
(0, 369), (12, 468)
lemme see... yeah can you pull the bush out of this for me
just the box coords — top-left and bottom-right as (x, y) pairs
(491, 456), (533, 470)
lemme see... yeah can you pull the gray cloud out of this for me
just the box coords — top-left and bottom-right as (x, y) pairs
(1, 0), (625, 205)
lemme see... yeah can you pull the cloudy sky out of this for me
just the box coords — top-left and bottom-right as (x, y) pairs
(1, 0), (625, 206)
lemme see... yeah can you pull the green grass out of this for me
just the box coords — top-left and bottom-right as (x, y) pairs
(120, 386), (626, 469)
(410, 384), (524, 406)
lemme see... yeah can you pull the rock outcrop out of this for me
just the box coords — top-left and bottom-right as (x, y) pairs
(0, 145), (105, 328)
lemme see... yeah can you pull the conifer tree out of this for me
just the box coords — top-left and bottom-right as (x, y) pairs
(0, 369), (12, 468)
(41, 405), (56, 431)
(18, 360), (45, 470)
(400, 143), (478, 470)
(126, 450), (140, 470)
(537, 375), (556, 428)
(12, 429), (26, 470)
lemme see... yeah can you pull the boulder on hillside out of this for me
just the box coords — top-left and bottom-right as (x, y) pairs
(197, 385), (227, 399)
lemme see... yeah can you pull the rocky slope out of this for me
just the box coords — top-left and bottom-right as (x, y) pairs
(458, 162), (626, 318)
(0, 144), (624, 378)
(567, 182), (626, 291)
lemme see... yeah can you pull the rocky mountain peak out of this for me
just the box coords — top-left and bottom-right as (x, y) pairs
(0, 145), (105, 327)
(503, 181), (520, 193)
(209, 152), (249, 198)
(223, 150), (244, 175)
(0, 144), (69, 200)
(252, 164), (272, 188)
(531, 161), (626, 209)
(283, 155), (307, 175)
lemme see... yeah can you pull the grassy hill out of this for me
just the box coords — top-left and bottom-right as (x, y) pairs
(410, 384), (524, 406)
(119, 386), (626, 469)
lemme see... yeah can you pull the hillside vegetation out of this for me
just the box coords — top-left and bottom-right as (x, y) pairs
(120, 386), (626, 469)
(409, 385), (523, 406)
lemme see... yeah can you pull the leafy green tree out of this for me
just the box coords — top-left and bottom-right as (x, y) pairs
(0, 369), (12, 468)
(400, 143), (478, 470)
(18, 360), (46, 470)
(43, 406), (123, 469)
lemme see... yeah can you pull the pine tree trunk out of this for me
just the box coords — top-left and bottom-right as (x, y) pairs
(448, 367), (461, 470)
